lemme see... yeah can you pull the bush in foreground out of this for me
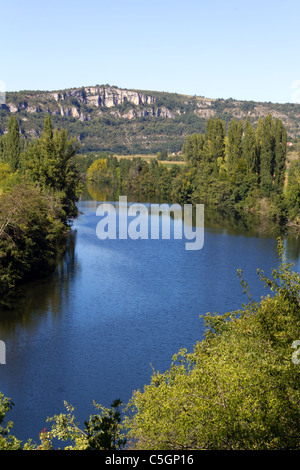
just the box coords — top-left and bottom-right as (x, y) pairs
(0, 241), (299, 450)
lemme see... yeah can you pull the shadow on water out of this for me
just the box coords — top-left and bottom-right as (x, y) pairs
(0, 229), (79, 332)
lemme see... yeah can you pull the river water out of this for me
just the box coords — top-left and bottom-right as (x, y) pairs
(0, 195), (300, 444)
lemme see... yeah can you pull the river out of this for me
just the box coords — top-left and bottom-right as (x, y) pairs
(0, 193), (300, 444)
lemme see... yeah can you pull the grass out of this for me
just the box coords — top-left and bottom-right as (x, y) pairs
(113, 154), (186, 166)
(114, 154), (157, 162)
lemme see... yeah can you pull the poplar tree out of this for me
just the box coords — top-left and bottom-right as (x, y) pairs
(286, 159), (300, 219)
(255, 117), (264, 181)
(204, 117), (225, 175)
(0, 116), (21, 172)
(242, 118), (257, 175)
(260, 114), (275, 197)
(183, 133), (204, 167)
(273, 118), (287, 192)
(227, 118), (243, 171)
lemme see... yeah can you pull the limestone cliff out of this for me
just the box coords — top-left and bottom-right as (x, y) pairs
(3, 85), (170, 122)
(1, 84), (300, 154)
(51, 86), (156, 108)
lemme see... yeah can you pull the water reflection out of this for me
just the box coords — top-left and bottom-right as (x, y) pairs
(284, 233), (300, 265)
(0, 230), (79, 334)
(86, 183), (294, 241)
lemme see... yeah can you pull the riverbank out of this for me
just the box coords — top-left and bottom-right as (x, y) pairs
(0, 115), (83, 306)
(0, 182), (74, 307)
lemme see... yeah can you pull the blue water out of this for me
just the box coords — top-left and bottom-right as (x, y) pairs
(0, 199), (299, 444)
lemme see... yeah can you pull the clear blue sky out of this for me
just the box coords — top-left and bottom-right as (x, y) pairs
(1, 0), (300, 103)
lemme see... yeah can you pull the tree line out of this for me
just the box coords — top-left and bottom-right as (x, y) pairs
(86, 114), (300, 229)
(0, 114), (82, 304)
(183, 114), (287, 200)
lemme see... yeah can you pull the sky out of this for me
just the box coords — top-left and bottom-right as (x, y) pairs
(1, 0), (300, 104)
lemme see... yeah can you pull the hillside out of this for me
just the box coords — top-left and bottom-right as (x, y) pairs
(1, 84), (300, 154)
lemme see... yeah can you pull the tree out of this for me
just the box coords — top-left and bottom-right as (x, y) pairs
(37, 400), (127, 450)
(260, 114), (275, 197)
(243, 118), (258, 175)
(255, 117), (264, 179)
(87, 158), (108, 182)
(273, 118), (287, 192)
(0, 392), (34, 449)
(203, 117), (226, 175)
(0, 183), (65, 300)
(157, 149), (168, 161)
(285, 159), (300, 220)
(0, 392), (21, 449)
(22, 114), (82, 219)
(125, 241), (300, 450)
(227, 118), (243, 172)
(0, 116), (21, 172)
(183, 133), (204, 167)
(258, 115), (287, 197)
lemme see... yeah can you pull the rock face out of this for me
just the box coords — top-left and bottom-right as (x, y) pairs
(58, 106), (87, 121)
(51, 86), (156, 108)
(2, 84), (300, 146)
(4, 85), (161, 122)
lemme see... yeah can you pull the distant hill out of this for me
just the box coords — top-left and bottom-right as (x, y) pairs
(1, 84), (300, 154)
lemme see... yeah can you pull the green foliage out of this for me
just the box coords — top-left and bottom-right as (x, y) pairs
(179, 115), (290, 226)
(243, 117), (258, 175)
(86, 156), (178, 201)
(0, 392), (22, 449)
(83, 115), (293, 229)
(182, 133), (204, 166)
(21, 114), (83, 219)
(1, 242), (300, 450)
(285, 159), (300, 221)
(0, 183), (66, 302)
(0, 115), (82, 301)
(260, 114), (275, 196)
(0, 394), (126, 450)
(125, 240), (300, 450)
(156, 149), (168, 161)
(0, 162), (21, 193)
(75, 152), (108, 174)
(0, 392), (34, 449)
(274, 118), (287, 192)
(0, 116), (21, 172)
(37, 400), (127, 450)
(227, 118), (243, 171)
